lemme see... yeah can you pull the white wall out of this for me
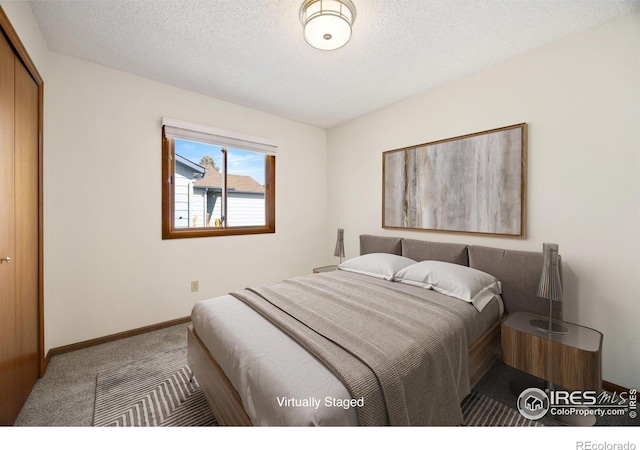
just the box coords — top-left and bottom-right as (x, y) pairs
(327, 12), (640, 389)
(41, 52), (327, 351)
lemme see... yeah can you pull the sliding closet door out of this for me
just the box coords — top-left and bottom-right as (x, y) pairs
(0, 28), (17, 426)
(13, 51), (40, 412)
(0, 21), (41, 425)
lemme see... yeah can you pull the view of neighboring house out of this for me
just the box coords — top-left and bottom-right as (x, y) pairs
(174, 154), (265, 228)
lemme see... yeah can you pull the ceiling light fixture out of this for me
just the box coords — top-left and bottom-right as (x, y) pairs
(300, 0), (356, 51)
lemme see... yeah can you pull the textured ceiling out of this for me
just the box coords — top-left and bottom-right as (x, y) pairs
(29, 0), (640, 129)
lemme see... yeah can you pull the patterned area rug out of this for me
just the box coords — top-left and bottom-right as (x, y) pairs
(93, 347), (216, 426)
(462, 390), (542, 426)
(93, 346), (541, 427)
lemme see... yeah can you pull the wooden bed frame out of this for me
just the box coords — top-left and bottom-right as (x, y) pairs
(187, 234), (552, 426)
(187, 320), (502, 426)
(188, 324), (253, 425)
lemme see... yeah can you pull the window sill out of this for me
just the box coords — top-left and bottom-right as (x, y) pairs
(162, 225), (275, 239)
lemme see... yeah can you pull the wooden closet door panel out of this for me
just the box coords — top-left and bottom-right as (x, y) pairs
(0, 30), (17, 426)
(14, 56), (39, 410)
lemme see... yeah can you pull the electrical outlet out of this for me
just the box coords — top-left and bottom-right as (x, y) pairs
(191, 281), (199, 293)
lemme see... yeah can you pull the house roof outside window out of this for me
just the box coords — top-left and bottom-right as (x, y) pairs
(196, 166), (265, 194)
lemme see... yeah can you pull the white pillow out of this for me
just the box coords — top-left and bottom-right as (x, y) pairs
(394, 260), (502, 312)
(338, 253), (417, 281)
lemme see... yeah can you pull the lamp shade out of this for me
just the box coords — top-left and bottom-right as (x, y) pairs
(334, 228), (345, 258)
(300, 0), (356, 51)
(537, 243), (562, 302)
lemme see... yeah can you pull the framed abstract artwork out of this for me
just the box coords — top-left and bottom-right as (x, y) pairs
(383, 123), (527, 238)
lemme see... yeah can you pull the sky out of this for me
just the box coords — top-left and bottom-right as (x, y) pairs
(175, 138), (266, 185)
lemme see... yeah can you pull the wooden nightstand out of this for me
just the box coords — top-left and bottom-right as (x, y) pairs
(502, 311), (603, 392)
(313, 265), (338, 274)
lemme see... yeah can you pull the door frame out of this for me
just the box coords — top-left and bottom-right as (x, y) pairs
(0, 7), (45, 376)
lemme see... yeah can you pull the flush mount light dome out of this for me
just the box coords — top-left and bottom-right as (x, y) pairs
(300, 0), (356, 51)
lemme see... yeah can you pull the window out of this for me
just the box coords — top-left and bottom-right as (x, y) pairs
(162, 118), (276, 239)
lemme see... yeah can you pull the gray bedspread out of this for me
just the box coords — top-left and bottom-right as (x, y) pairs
(230, 271), (474, 426)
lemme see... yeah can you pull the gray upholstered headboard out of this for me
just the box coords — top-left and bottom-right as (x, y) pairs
(359, 234), (402, 256)
(359, 234), (561, 319)
(402, 238), (468, 266)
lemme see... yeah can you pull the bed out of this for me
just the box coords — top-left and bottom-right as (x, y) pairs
(187, 235), (560, 426)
